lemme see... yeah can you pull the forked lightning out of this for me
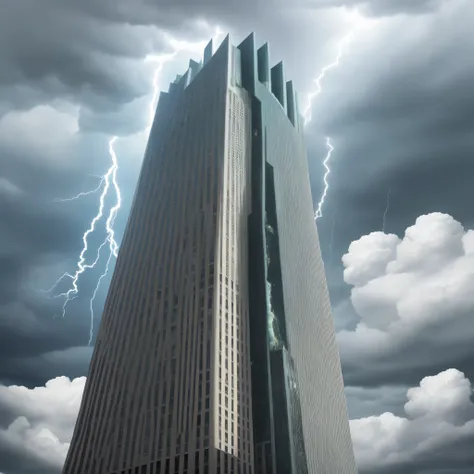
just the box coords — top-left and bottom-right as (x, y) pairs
(42, 29), (222, 344)
(43, 11), (368, 342)
(303, 11), (371, 220)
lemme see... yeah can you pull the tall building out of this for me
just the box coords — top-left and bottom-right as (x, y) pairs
(63, 34), (357, 474)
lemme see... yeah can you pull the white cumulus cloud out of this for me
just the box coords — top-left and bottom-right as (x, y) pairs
(351, 368), (474, 473)
(0, 376), (85, 474)
(338, 213), (474, 384)
(2, 369), (474, 474)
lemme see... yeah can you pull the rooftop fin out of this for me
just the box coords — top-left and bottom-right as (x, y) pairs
(257, 43), (271, 89)
(286, 81), (297, 126)
(271, 61), (287, 109)
(238, 32), (257, 94)
(204, 39), (213, 64)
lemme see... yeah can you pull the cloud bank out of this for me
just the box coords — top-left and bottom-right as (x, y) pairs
(351, 368), (474, 473)
(0, 377), (85, 474)
(2, 368), (473, 474)
(339, 213), (474, 386)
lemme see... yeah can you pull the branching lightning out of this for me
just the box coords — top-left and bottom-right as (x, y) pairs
(53, 177), (105, 203)
(41, 14), (370, 341)
(42, 28), (223, 345)
(303, 10), (371, 220)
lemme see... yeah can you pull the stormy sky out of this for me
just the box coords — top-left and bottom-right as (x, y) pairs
(1, 0), (474, 473)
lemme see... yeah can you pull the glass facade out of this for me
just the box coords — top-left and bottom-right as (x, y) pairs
(63, 33), (356, 474)
(241, 32), (357, 474)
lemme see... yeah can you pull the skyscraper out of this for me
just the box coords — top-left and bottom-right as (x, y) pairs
(63, 34), (357, 474)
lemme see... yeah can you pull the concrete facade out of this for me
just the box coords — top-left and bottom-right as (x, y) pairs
(63, 33), (357, 474)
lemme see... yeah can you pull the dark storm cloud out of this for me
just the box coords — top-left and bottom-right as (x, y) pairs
(311, 0), (474, 308)
(0, 0), (442, 113)
(0, 198), (78, 258)
(0, 194), (78, 304)
(341, 330), (474, 388)
(0, 129), (119, 386)
(1, 0), (291, 116)
(0, 0), (165, 372)
(0, 145), (109, 258)
(0, 0), (469, 391)
(345, 384), (407, 418)
(0, 447), (57, 474)
(59, 0), (447, 22)
(0, 285), (104, 387)
(0, 0), (473, 472)
(0, 0), (470, 396)
(316, 0), (445, 16)
(349, 368), (474, 473)
(56, 0), (293, 27)
(0, 0), (333, 395)
(359, 439), (474, 474)
(1, 344), (93, 388)
(0, 0), (286, 114)
(0, 1), (165, 114)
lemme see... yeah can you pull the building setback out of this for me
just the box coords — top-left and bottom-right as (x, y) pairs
(63, 33), (357, 474)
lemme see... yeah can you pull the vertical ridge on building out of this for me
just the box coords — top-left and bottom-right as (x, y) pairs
(63, 32), (357, 474)
(286, 81), (297, 126)
(257, 43), (271, 89)
(270, 62), (286, 109)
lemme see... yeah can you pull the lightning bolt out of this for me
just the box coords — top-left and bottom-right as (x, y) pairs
(302, 29), (356, 127)
(42, 27), (223, 345)
(303, 10), (372, 220)
(53, 176), (105, 203)
(382, 187), (391, 233)
(314, 136), (334, 219)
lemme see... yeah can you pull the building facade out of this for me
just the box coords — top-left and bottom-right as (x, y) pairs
(63, 34), (357, 474)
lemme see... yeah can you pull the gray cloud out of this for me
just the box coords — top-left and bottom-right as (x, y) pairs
(350, 369), (474, 473)
(338, 213), (474, 387)
(345, 383), (408, 419)
(313, 0), (474, 315)
(317, 0), (446, 16)
(1, 0), (444, 114)
(0, 2), (185, 112)
(0, 376), (85, 474)
(0, 0), (473, 472)
(1, 346), (93, 388)
(1, 368), (472, 474)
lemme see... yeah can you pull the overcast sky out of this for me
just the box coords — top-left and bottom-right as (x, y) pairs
(1, 0), (473, 473)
